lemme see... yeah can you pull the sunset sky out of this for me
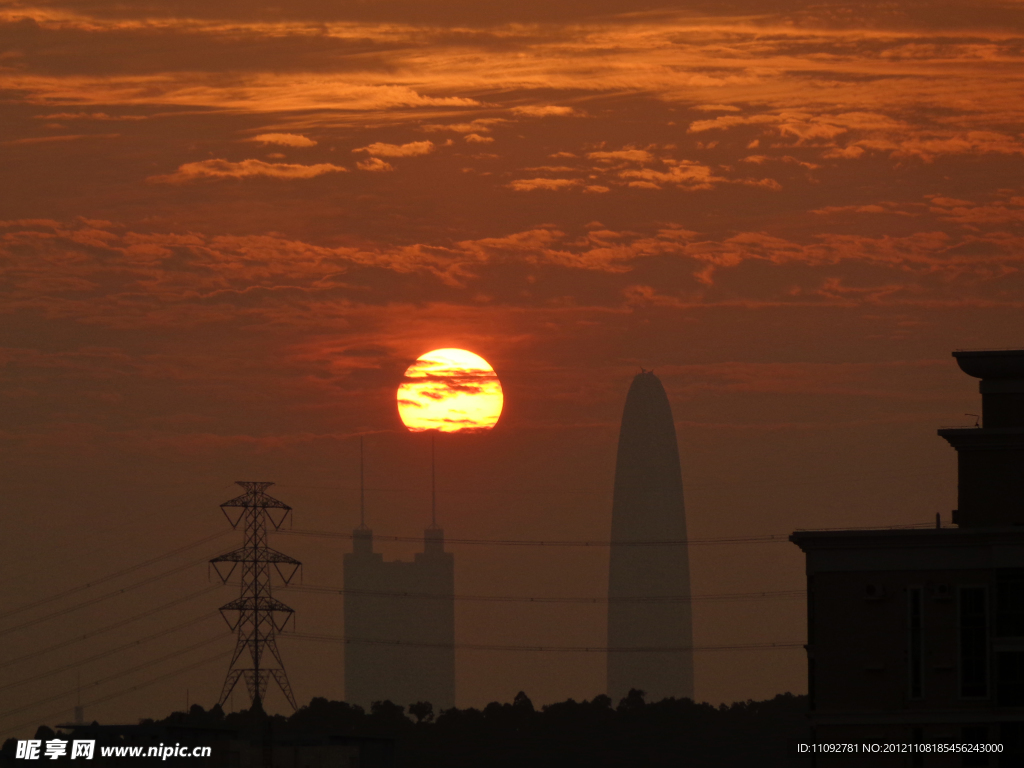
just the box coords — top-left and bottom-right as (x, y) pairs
(1, 0), (1022, 734)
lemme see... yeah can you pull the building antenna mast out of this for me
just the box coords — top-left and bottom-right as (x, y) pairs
(360, 435), (366, 528)
(431, 432), (437, 528)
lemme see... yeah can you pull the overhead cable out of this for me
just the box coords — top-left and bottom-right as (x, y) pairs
(0, 585), (221, 671)
(280, 521), (934, 548)
(283, 584), (806, 604)
(288, 632), (805, 653)
(0, 612), (220, 694)
(0, 530), (229, 622)
(279, 529), (793, 547)
(0, 651), (230, 741)
(0, 632), (227, 724)
(0, 556), (220, 639)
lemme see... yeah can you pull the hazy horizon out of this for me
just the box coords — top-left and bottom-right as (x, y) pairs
(1, 0), (1021, 736)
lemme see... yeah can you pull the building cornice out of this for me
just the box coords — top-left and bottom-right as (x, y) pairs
(938, 427), (1024, 450)
(791, 527), (1024, 551)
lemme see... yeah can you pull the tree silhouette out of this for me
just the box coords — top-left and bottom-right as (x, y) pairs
(12, 692), (808, 768)
(409, 702), (434, 724)
(617, 688), (646, 712)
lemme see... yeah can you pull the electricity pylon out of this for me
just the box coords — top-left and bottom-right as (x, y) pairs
(210, 481), (301, 711)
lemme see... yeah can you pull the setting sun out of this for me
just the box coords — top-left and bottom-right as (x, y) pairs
(397, 348), (503, 432)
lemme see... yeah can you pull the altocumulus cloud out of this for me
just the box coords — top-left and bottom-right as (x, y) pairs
(587, 149), (654, 163)
(507, 178), (579, 191)
(356, 157), (394, 172)
(512, 106), (578, 117)
(150, 158), (347, 182)
(248, 133), (317, 147)
(353, 141), (435, 158)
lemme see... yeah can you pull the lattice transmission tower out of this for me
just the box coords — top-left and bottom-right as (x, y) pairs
(210, 481), (301, 711)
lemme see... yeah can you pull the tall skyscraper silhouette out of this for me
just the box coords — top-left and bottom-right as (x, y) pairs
(607, 371), (694, 703)
(343, 526), (455, 711)
(343, 438), (455, 711)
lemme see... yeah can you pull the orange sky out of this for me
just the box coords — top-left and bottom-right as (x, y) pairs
(1, 0), (1022, 734)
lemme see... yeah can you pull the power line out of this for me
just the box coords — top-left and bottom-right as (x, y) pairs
(287, 633), (805, 653)
(79, 649), (230, 713)
(0, 530), (230, 622)
(280, 521), (934, 548)
(0, 650), (231, 741)
(283, 584), (806, 604)
(0, 554), (220, 640)
(276, 467), (947, 495)
(279, 529), (793, 547)
(0, 612), (220, 694)
(0, 631), (227, 724)
(0, 585), (221, 672)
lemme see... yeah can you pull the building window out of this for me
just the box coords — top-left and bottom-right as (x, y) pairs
(808, 657), (816, 711)
(806, 575), (815, 711)
(960, 587), (988, 698)
(996, 569), (1024, 637)
(909, 588), (923, 699)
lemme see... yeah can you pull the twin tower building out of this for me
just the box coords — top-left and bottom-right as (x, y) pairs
(343, 371), (694, 709)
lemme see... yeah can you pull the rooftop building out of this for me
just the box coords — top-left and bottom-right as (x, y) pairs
(343, 526), (455, 712)
(792, 349), (1024, 766)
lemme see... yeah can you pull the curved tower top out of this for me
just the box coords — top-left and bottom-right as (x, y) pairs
(607, 370), (694, 703)
(611, 372), (686, 540)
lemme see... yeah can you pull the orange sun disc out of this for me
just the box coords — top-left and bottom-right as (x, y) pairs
(397, 348), (503, 432)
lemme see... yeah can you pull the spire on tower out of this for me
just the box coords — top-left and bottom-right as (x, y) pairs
(430, 432), (437, 529)
(359, 435), (367, 529)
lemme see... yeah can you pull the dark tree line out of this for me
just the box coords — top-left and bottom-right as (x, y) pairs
(193, 689), (807, 766)
(3, 690), (809, 766)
